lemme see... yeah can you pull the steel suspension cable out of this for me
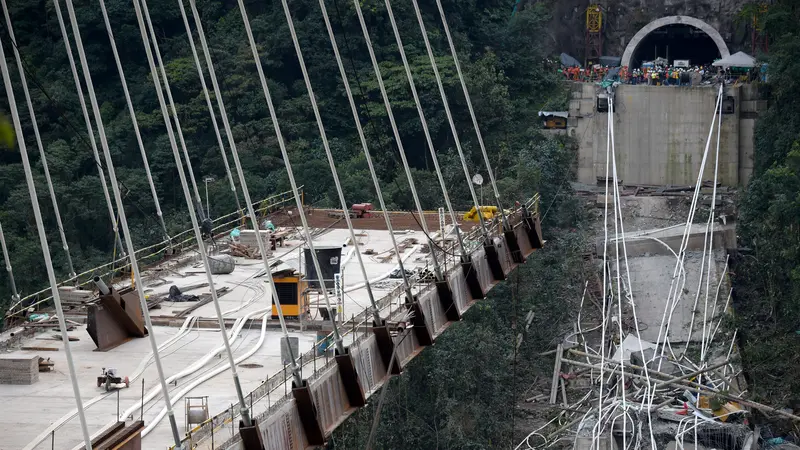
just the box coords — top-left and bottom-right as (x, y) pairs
(409, 0), (484, 254)
(386, 0), (473, 257)
(594, 102), (612, 450)
(174, 1), (243, 219)
(0, 31), (92, 450)
(0, 220), (20, 307)
(279, 0), (383, 322)
(61, 0), (182, 445)
(315, 0), (413, 299)
(53, 0), (124, 259)
(185, 0), (305, 383)
(93, 0), (170, 243)
(352, 0), (444, 282)
(607, 95), (656, 447)
(434, 0), (510, 230)
(658, 86), (723, 360)
(2, 1), (76, 278)
(700, 94), (724, 367)
(139, 0), (205, 221)
(237, 0), (345, 353)
(131, 0), (252, 428)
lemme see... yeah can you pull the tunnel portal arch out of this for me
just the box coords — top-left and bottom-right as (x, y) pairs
(621, 16), (730, 68)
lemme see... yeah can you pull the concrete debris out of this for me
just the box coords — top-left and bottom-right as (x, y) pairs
(630, 348), (680, 375)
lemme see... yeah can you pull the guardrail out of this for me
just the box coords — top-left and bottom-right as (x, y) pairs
(4, 187), (302, 320)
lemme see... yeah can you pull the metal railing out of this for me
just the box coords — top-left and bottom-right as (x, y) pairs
(4, 187), (301, 319)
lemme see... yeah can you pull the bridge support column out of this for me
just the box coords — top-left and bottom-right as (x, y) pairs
(524, 215), (544, 249)
(504, 228), (525, 264)
(373, 324), (401, 375)
(406, 295), (434, 347)
(335, 349), (366, 407)
(484, 242), (506, 281)
(461, 258), (485, 300)
(436, 279), (460, 322)
(292, 379), (325, 446)
(239, 418), (265, 450)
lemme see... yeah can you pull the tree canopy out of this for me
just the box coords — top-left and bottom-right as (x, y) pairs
(0, 0), (565, 316)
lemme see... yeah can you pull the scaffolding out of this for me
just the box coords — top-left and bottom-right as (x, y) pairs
(585, 4), (603, 66)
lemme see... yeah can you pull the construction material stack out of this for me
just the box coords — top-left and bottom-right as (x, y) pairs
(0, 354), (39, 384)
(57, 286), (95, 307)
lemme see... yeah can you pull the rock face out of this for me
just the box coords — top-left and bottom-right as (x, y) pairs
(538, 0), (752, 61)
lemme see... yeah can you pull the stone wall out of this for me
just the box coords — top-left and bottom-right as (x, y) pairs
(568, 82), (762, 186)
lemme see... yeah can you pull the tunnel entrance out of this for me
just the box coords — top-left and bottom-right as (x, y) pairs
(622, 16), (730, 69)
(630, 24), (720, 68)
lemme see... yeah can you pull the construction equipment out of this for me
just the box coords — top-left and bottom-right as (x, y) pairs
(271, 268), (309, 320)
(585, 4), (603, 66)
(96, 367), (129, 391)
(463, 205), (498, 222)
(351, 203), (374, 218)
(86, 276), (147, 351)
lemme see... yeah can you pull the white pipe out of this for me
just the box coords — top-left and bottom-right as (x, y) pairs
(22, 317), (197, 450)
(142, 315), (269, 437)
(118, 309), (266, 422)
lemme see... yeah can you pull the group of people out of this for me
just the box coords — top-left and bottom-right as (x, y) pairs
(559, 65), (615, 82)
(621, 65), (717, 86)
(559, 63), (764, 87)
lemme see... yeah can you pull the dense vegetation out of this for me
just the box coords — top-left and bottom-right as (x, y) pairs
(0, 0), (567, 317)
(733, 0), (800, 415)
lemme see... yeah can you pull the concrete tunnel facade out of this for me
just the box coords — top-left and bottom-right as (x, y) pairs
(621, 16), (731, 68)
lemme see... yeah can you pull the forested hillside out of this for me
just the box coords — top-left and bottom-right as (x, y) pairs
(0, 0), (567, 316)
(733, 0), (800, 412)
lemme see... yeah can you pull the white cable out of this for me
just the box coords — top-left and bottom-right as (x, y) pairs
(1, 1), (76, 278)
(0, 220), (20, 302)
(89, 0), (170, 243)
(62, 0), (181, 445)
(139, 0), (205, 219)
(22, 317), (197, 450)
(185, 0), (302, 384)
(314, 0), (413, 293)
(236, 0), (345, 353)
(608, 97), (628, 450)
(608, 95), (656, 447)
(389, 0), (472, 258)
(655, 86), (723, 358)
(704, 255), (729, 350)
(700, 91), (724, 367)
(141, 315), (269, 437)
(351, 0), (445, 281)
(708, 288), (732, 349)
(52, 0), (123, 257)
(0, 29), (92, 450)
(279, 0), (382, 323)
(175, 0), (243, 216)
(133, 0), (253, 426)
(434, 0), (509, 229)
(594, 96), (612, 450)
(682, 213), (713, 355)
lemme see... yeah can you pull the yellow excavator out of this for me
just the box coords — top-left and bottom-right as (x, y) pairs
(462, 205), (498, 222)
